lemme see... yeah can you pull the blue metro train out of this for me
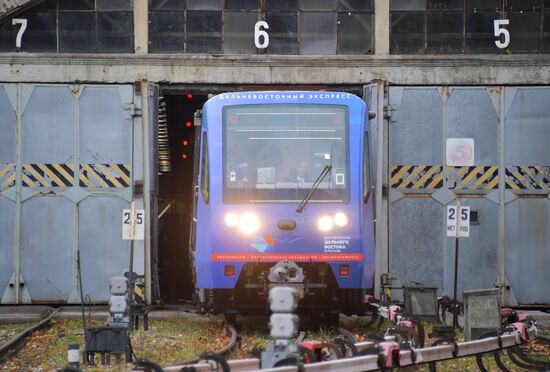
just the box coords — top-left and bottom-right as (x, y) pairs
(189, 91), (374, 320)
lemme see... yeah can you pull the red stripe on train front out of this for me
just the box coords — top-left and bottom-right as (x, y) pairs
(211, 253), (363, 261)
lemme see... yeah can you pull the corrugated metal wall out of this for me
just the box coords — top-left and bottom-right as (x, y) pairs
(2, 82), (549, 305)
(504, 87), (550, 305)
(0, 83), (144, 303)
(388, 86), (550, 305)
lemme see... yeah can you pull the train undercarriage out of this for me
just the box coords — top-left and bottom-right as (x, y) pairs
(196, 261), (367, 323)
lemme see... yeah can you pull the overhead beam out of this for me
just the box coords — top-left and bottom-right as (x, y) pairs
(2, 54), (550, 85)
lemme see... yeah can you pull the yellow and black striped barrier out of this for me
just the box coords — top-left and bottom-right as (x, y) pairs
(2, 163), (131, 189)
(0, 164), (15, 188)
(391, 165), (499, 190)
(446, 166), (499, 190)
(390, 165), (444, 189)
(22, 163), (74, 188)
(79, 163), (131, 188)
(505, 166), (550, 190)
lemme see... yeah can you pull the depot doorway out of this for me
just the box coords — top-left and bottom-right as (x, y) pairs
(156, 93), (207, 304)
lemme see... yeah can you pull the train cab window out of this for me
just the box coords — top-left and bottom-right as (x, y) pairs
(223, 103), (349, 203)
(200, 132), (209, 203)
(363, 132), (371, 203)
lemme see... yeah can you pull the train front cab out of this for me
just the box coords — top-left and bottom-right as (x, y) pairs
(191, 92), (375, 318)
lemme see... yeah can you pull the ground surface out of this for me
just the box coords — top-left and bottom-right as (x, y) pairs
(0, 313), (549, 371)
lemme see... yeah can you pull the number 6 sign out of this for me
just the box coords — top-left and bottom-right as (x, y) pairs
(254, 21), (269, 49)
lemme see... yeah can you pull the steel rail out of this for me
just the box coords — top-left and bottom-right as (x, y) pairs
(146, 300), (545, 372)
(0, 307), (59, 363)
(171, 321), (541, 371)
(336, 326), (358, 344)
(513, 345), (550, 368)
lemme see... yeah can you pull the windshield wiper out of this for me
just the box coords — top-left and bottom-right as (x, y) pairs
(296, 165), (332, 213)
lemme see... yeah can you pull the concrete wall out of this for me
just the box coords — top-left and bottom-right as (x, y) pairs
(1, 0), (549, 86)
(1, 54), (550, 86)
(0, 0), (42, 19)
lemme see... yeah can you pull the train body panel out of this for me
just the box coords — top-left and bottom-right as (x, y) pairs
(192, 91), (374, 314)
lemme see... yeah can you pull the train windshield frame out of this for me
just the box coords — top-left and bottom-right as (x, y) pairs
(222, 104), (350, 204)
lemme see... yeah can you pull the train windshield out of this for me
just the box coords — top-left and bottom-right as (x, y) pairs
(223, 104), (349, 203)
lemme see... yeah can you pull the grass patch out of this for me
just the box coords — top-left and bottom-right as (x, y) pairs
(1, 317), (228, 371)
(0, 322), (36, 345)
(131, 317), (228, 365)
(1, 315), (548, 370)
(227, 323), (269, 359)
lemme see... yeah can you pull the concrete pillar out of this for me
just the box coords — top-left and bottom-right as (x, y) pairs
(374, 0), (390, 55)
(134, 0), (148, 54)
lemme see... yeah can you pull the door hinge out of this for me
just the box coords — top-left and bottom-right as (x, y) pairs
(384, 104), (398, 121)
(194, 110), (202, 127)
(124, 103), (142, 117)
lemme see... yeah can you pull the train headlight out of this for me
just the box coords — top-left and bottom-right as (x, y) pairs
(224, 212), (239, 228)
(334, 212), (348, 227)
(239, 213), (260, 235)
(318, 216), (334, 232)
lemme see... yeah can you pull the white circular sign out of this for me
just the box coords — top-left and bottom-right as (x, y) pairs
(446, 138), (474, 166)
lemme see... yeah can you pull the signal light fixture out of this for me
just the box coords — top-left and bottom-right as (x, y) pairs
(339, 264), (350, 277)
(224, 265), (235, 276)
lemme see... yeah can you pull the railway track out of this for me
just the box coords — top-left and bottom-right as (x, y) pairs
(1, 306), (548, 371)
(157, 306), (548, 372)
(0, 307), (59, 364)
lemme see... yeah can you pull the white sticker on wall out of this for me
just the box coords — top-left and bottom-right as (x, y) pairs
(446, 138), (474, 166)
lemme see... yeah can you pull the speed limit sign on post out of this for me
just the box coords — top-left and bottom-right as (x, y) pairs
(446, 138), (474, 166)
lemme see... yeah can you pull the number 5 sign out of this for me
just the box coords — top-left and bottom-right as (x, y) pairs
(494, 19), (510, 49)
(446, 138), (474, 167)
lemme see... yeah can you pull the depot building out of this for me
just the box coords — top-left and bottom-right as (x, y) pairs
(0, 0), (549, 307)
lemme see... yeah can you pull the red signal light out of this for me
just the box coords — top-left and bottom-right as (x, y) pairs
(183, 140), (188, 146)
(186, 121), (192, 127)
(339, 264), (349, 277)
(181, 154), (187, 159)
(224, 265), (235, 276)
(187, 94), (193, 99)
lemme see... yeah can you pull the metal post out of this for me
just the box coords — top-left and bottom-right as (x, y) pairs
(128, 201), (136, 331)
(76, 250), (88, 363)
(452, 236), (459, 330)
(452, 199), (461, 330)
(77, 250), (87, 332)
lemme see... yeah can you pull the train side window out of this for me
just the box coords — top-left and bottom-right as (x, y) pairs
(200, 132), (209, 203)
(363, 131), (371, 203)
